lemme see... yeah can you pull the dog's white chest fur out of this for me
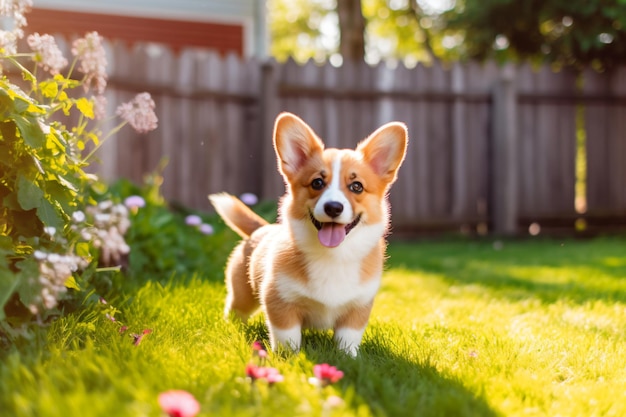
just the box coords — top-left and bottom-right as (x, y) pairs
(267, 219), (383, 329)
(276, 259), (380, 328)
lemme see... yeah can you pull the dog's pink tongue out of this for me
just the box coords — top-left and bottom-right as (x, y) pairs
(318, 223), (346, 248)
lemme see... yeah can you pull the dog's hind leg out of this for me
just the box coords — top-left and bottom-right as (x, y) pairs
(224, 241), (259, 321)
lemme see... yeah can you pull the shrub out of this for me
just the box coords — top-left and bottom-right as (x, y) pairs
(0, 3), (157, 340)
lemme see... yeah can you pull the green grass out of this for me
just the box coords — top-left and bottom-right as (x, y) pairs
(2, 237), (626, 416)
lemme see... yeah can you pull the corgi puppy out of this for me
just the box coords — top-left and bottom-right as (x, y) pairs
(209, 112), (408, 357)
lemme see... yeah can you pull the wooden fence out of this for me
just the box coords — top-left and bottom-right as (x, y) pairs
(94, 42), (626, 236)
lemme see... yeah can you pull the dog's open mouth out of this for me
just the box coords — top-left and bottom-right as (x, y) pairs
(309, 211), (361, 248)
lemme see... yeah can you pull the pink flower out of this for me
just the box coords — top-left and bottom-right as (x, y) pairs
(251, 341), (268, 361)
(132, 328), (152, 346)
(27, 33), (68, 75)
(71, 31), (107, 94)
(124, 195), (146, 210)
(313, 363), (344, 386)
(185, 215), (202, 226)
(199, 224), (214, 235)
(93, 95), (107, 120)
(245, 364), (284, 384)
(240, 193), (258, 205)
(158, 390), (200, 417)
(116, 92), (158, 133)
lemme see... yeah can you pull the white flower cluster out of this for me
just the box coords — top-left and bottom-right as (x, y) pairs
(26, 32), (68, 75)
(71, 31), (107, 94)
(74, 201), (131, 266)
(29, 250), (88, 315)
(115, 92), (158, 134)
(0, 0), (32, 54)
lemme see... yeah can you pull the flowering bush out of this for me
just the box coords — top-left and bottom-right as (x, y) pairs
(0, 3), (157, 338)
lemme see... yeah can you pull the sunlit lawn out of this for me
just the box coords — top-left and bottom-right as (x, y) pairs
(2, 237), (626, 416)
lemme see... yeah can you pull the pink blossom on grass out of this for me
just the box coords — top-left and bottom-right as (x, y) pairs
(158, 390), (200, 417)
(251, 341), (268, 361)
(132, 328), (152, 346)
(27, 33), (68, 75)
(116, 92), (158, 133)
(245, 364), (284, 385)
(71, 31), (107, 94)
(311, 363), (344, 387)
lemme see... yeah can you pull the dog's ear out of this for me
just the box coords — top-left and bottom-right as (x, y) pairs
(273, 112), (324, 178)
(357, 122), (408, 186)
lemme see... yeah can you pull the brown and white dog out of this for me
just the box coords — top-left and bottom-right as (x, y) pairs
(209, 112), (408, 356)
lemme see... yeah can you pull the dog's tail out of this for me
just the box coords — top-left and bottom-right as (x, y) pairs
(208, 193), (268, 238)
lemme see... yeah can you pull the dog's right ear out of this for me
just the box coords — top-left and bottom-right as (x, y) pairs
(273, 112), (324, 178)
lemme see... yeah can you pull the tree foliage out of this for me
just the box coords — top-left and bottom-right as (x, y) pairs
(269, 0), (626, 70)
(268, 0), (339, 62)
(445, 0), (626, 70)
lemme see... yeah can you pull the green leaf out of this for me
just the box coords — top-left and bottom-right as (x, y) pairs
(0, 266), (21, 321)
(14, 258), (40, 310)
(0, 241), (19, 321)
(17, 175), (43, 210)
(36, 198), (63, 230)
(13, 114), (45, 148)
(0, 90), (14, 121)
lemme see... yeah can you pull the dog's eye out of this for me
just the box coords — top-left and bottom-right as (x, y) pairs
(348, 181), (364, 194)
(311, 178), (325, 190)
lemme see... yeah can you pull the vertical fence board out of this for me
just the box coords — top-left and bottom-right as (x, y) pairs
(584, 69), (611, 213)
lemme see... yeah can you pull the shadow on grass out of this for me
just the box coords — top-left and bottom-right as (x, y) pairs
(245, 321), (497, 417)
(387, 238), (626, 305)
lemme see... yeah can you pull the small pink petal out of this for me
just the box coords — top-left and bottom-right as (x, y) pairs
(158, 390), (200, 417)
(240, 193), (258, 205)
(199, 223), (214, 235)
(124, 195), (146, 209)
(313, 363), (344, 384)
(185, 215), (202, 226)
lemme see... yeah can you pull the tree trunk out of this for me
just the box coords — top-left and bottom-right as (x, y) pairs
(337, 0), (365, 62)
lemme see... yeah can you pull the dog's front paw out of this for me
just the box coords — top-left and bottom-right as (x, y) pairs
(334, 327), (365, 358)
(269, 325), (302, 353)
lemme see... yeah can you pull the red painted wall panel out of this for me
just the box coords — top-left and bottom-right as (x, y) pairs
(26, 8), (244, 55)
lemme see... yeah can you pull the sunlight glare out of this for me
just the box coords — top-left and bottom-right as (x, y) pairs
(417, 0), (455, 15)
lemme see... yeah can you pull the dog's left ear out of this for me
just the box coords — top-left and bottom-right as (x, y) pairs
(357, 122), (408, 186)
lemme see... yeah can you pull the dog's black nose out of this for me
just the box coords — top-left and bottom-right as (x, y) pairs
(324, 201), (343, 218)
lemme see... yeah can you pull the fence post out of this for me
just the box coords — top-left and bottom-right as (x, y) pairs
(491, 65), (518, 235)
(260, 60), (281, 200)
